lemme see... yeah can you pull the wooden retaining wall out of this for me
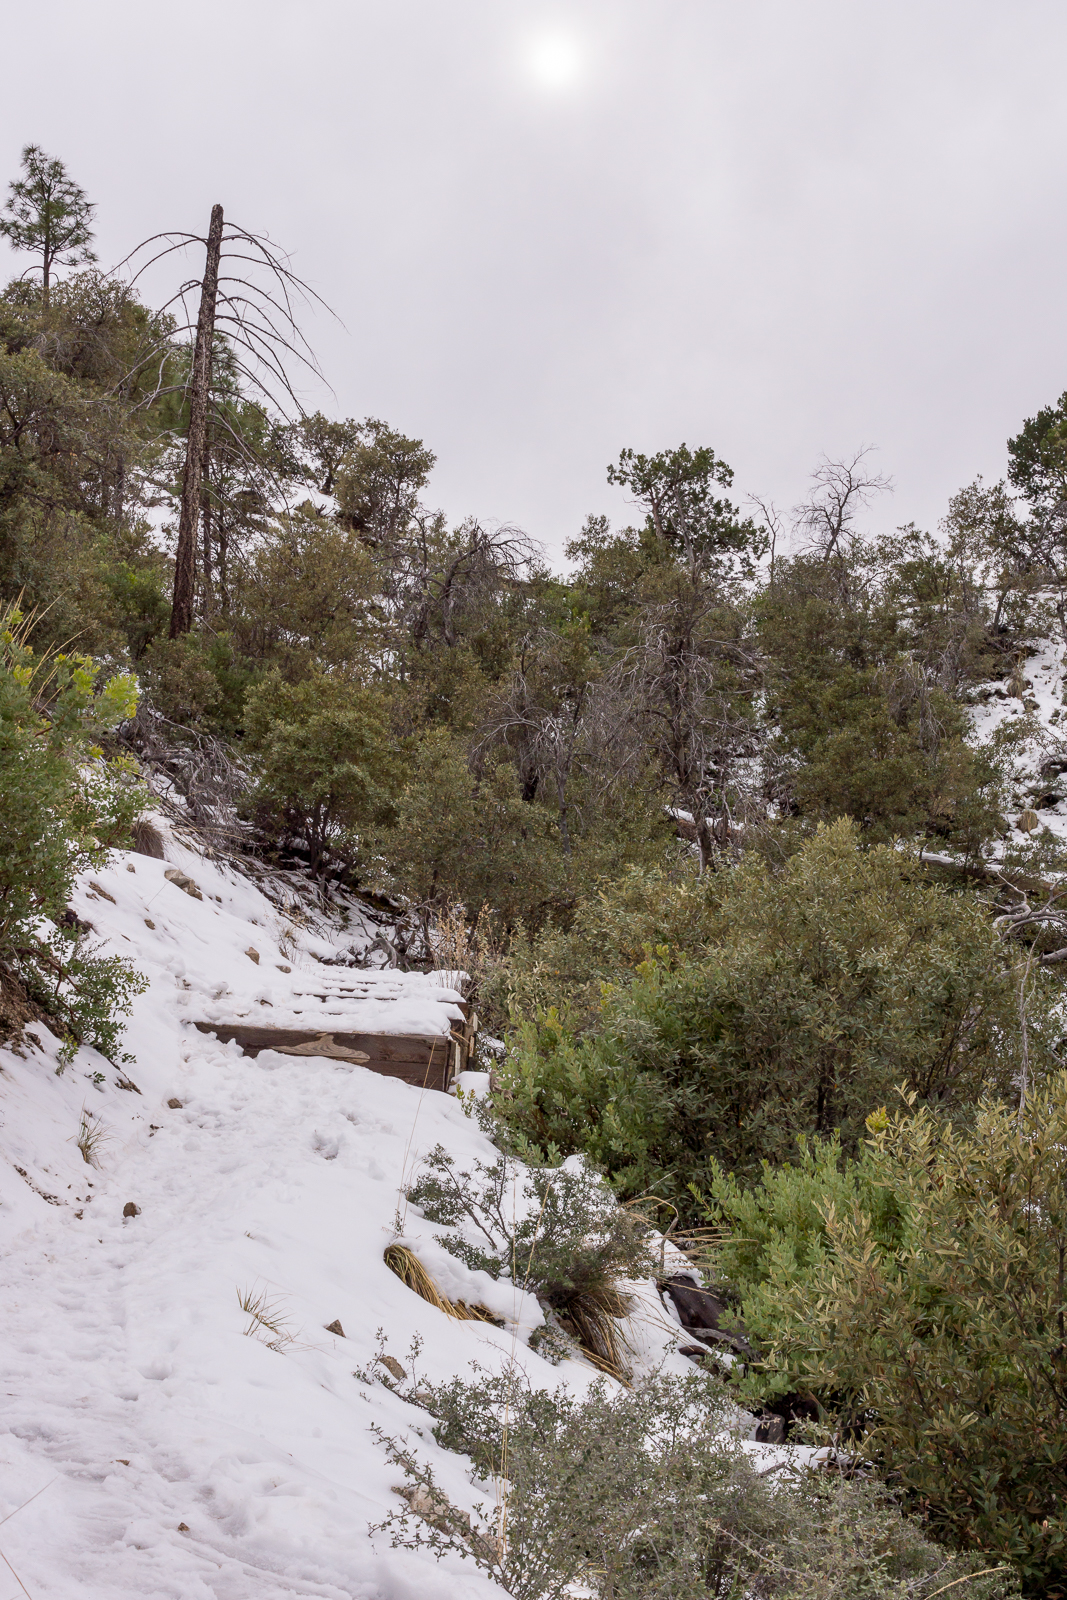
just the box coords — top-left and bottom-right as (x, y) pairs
(193, 1006), (479, 1094)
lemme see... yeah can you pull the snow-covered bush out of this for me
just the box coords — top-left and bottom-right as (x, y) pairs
(374, 1364), (1019, 1600)
(405, 1145), (655, 1375)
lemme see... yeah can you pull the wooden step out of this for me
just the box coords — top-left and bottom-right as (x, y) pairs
(192, 1022), (455, 1091)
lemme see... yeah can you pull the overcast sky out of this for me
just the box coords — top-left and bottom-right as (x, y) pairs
(4, 1), (1067, 563)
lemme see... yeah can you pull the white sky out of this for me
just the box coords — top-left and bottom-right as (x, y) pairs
(5, 1), (1067, 564)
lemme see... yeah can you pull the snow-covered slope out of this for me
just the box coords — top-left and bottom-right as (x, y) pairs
(967, 634), (1067, 851)
(0, 833), (762, 1599)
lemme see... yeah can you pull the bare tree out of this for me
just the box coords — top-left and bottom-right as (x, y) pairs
(792, 447), (893, 558)
(167, 204), (224, 634)
(476, 632), (635, 854)
(114, 209), (335, 636)
(748, 493), (786, 585)
(377, 516), (537, 655)
(615, 588), (762, 872)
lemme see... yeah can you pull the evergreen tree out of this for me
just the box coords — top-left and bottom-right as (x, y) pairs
(0, 145), (97, 307)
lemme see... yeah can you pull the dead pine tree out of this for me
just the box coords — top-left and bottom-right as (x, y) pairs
(171, 203), (224, 636)
(115, 208), (336, 637)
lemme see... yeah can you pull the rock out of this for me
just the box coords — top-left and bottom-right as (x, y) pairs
(659, 1274), (729, 1330)
(164, 868), (203, 900)
(167, 1098), (182, 1109)
(177, 1522), (189, 1533)
(324, 1319), (345, 1337)
(123, 1202), (140, 1218)
(377, 1354), (406, 1381)
(116, 1076), (142, 1094)
(144, 919), (155, 930)
(659, 1274), (751, 1356)
(755, 1415), (786, 1444)
(245, 946), (260, 964)
(395, 1483), (469, 1533)
(88, 880), (116, 903)
(59, 908), (93, 934)
(276, 963), (291, 973)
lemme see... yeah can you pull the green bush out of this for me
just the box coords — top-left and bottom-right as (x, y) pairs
(138, 633), (223, 725)
(717, 1082), (1067, 1594)
(703, 1136), (903, 1332)
(482, 862), (719, 1030)
(21, 925), (147, 1066)
(497, 820), (1048, 1206)
(372, 1360), (1019, 1599)
(368, 729), (572, 934)
(0, 605), (145, 1061)
(242, 670), (401, 874)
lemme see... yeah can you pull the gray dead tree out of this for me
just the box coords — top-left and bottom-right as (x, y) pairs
(115, 208), (334, 636)
(791, 447), (893, 559)
(614, 596), (763, 873)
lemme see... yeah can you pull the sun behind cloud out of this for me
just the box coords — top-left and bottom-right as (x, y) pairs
(525, 31), (584, 90)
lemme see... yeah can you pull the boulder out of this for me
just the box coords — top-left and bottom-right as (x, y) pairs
(658, 1274), (751, 1356)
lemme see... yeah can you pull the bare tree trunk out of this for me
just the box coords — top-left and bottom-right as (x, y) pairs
(695, 812), (714, 874)
(219, 516), (229, 618)
(201, 443), (213, 621)
(170, 203), (224, 638)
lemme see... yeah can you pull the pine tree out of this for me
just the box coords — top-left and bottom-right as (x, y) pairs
(0, 145), (97, 307)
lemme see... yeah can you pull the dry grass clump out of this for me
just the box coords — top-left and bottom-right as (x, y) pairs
(130, 817), (165, 858)
(238, 1285), (294, 1351)
(75, 1108), (110, 1166)
(384, 1243), (501, 1325)
(555, 1285), (633, 1382)
(427, 902), (501, 994)
(404, 1147), (653, 1383)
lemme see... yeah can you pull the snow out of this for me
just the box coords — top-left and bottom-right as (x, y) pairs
(0, 831), (796, 1597)
(966, 632), (1067, 854)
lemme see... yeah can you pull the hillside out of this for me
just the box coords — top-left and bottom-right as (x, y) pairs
(0, 824), (793, 1599)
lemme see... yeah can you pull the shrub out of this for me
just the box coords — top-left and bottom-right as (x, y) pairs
(721, 1081), (1067, 1594)
(368, 729), (571, 935)
(372, 1361), (1020, 1599)
(0, 605), (145, 1060)
(405, 1146), (656, 1375)
(482, 862), (719, 1031)
(497, 820), (1051, 1206)
(21, 925), (148, 1066)
(138, 633), (222, 724)
(702, 1136), (903, 1339)
(242, 669), (401, 874)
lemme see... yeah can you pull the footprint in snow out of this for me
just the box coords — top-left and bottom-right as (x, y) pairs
(311, 1131), (340, 1161)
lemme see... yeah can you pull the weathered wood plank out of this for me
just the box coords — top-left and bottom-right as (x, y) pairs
(191, 1022), (453, 1091)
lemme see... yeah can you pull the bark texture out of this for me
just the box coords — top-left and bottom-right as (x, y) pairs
(170, 203), (224, 637)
